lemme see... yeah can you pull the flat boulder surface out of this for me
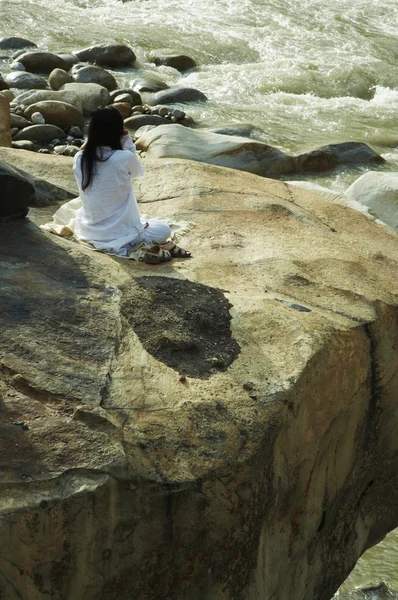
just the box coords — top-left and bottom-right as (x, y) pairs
(1, 151), (398, 600)
(60, 82), (110, 114)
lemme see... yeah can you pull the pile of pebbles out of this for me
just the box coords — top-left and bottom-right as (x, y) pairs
(0, 37), (206, 155)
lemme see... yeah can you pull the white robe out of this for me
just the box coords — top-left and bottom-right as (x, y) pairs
(73, 133), (145, 251)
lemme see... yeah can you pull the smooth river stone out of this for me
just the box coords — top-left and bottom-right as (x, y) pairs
(0, 37), (37, 50)
(17, 52), (70, 74)
(70, 64), (117, 92)
(152, 54), (197, 72)
(73, 44), (136, 67)
(10, 114), (32, 129)
(296, 142), (385, 173)
(5, 71), (49, 90)
(60, 82), (110, 115)
(130, 75), (169, 93)
(153, 87), (208, 104)
(13, 124), (66, 144)
(49, 69), (74, 91)
(24, 101), (84, 130)
(111, 102), (132, 119)
(109, 88), (141, 105)
(124, 114), (172, 132)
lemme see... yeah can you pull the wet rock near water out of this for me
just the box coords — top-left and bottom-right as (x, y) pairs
(70, 64), (118, 92)
(296, 142), (385, 173)
(73, 44), (136, 67)
(17, 51), (70, 74)
(0, 37), (37, 51)
(48, 68), (74, 91)
(131, 74), (169, 93)
(153, 86), (208, 104)
(152, 53), (197, 72)
(60, 82), (110, 115)
(5, 71), (49, 89)
(109, 87), (141, 105)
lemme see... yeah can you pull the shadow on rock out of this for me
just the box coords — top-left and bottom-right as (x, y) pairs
(121, 276), (240, 378)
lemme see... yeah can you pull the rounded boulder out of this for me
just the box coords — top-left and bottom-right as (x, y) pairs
(152, 54), (197, 72)
(109, 88), (141, 105)
(73, 44), (136, 67)
(153, 87), (208, 104)
(13, 124), (66, 144)
(49, 69), (74, 91)
(24, 101), (84, 130)
(17, 52), (70, 74)
(0, 37), (37, 51)
(131, 75), (169, 93)
(71, 64), (117, 91)
(5, 71), (49, 90)
(124, 114), (172, 133)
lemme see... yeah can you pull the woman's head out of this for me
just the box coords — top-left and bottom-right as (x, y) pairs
(87, 107), (124, 149)
(80, 107), (125, 190)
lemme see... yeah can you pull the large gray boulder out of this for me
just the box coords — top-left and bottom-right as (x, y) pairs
(73, 44), (136, 67)
(17, 51), (70, 73)
(0, 161), (34, 219)
(24, 101), (84, 130)
(0, 151), (398, 600)
(136, 124), (295, 177)
(60, 82), (110, 115)
(5, 71), (49, 90)
(70, 64), (118, 91)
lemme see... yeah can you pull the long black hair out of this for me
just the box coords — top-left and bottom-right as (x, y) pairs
(80, 107), (124, 190)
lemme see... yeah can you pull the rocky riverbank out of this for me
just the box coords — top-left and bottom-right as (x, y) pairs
(1, 144), (398, 599)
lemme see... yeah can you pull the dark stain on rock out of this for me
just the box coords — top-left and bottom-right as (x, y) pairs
(121, 276), (240, 378)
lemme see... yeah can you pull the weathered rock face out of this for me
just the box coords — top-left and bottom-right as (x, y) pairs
(24, 100), (84, 130)
(0, 151), (398, 600)
(60, 82), (110, 114)
(73, 44), (136, 67)
(0, 161), (34, 219)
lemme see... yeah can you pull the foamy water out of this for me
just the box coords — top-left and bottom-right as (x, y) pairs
(1, 1), (398, 596)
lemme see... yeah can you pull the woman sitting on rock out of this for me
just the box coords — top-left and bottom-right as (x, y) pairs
(72, 106), (190, 263)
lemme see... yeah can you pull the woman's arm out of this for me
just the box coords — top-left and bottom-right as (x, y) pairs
(121, 131), (144, 178)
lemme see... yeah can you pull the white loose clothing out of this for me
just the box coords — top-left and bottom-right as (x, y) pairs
(73, 133), (169, 252)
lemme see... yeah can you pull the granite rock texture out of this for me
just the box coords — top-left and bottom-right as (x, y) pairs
(0, 152), (398, 600)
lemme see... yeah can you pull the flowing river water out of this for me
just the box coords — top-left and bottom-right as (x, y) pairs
(1, 0), (398, 597)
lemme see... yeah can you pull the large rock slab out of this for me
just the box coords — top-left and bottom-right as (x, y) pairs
(136, 125), (386, 179)
(136, 124), (296, 177)
(0, 151), (398, 600)
(344, 171), (398, 232)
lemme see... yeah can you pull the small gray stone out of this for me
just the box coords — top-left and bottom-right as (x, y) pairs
(49, 68), (73, 91)
(131, 75), (169, 93)
(10, 114), (31, 129)
(109, 88), (141, 105)
(68, 126), (83, 138)
(114, 93), (134, 105)
(10, 62), (25, 71)
(31, 112), (45, 124)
